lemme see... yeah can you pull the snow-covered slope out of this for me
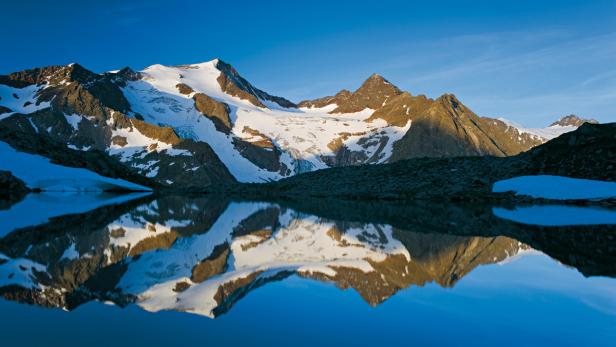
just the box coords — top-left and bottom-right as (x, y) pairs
(493, 175), (616, 200)
(0, 141), (150, 192)
(0, 83), (51, 120)
(120, 60), (411, 182)
(497, 117), (587, 141)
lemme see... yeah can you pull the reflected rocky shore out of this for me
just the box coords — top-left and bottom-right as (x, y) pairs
(0, 194), (614, 318)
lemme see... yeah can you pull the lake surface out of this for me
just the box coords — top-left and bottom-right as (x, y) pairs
(0, 193), (615, 346)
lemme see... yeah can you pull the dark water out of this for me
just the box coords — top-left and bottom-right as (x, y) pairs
(0, 193), (615, 346)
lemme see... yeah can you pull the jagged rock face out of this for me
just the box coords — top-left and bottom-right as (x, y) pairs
(215, 59), (297, 108)
(332, 74), (402, 113)
(478, 117), (544, 155)
(298, 89), (352, 109)
(367, 92), (431, 126)
(550, 114), (599, 127)
(369, 93), (552, 160)
(192, 93), (232, 132)
(301, 74), (402, 114)
(387, 94), (511, 160)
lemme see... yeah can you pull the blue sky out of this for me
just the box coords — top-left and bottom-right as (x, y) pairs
(1, 0), (614, 126)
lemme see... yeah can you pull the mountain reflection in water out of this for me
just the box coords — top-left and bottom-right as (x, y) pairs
(0, 195), (614, 319)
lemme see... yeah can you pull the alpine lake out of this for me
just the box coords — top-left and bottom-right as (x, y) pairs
(0, 192), (615, 347)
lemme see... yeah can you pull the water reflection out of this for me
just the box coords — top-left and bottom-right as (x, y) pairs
(0, 195), (614, 318)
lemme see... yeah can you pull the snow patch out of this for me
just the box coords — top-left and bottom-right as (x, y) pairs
(0, 141), (150, 192)
(493, 175), (616, 200)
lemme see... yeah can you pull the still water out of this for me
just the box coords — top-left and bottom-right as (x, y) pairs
(0, 193), (615, 346)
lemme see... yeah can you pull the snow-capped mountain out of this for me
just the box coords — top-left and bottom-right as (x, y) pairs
(496, 115), (599, 142)
(0, 59), (599, 189)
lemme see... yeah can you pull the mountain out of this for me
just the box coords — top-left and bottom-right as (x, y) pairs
(0, 63), (236, 191)
(496, 114), (599, 142)
(0, 59), (600, 189)
(550, 114), (598, 127)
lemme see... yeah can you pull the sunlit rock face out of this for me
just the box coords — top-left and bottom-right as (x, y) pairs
(0, 196), (537, 318)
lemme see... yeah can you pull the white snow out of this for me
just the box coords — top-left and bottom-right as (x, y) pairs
(493, 205), (616, 226)
(60, 243), (80, 261)
(498, 118), (577, 141)
(120, 60), (413, 182)
(107, 211), (190, 253)
(0, 84), (51, 120)
(64, 113), (82, 130)
(0, 252), (47, 289)
(107, 115), (177, 168)
(0, 140), (150, 192)
(493, 175), (616, 200)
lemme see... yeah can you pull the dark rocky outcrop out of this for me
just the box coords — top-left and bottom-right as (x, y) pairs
(0, 170), (30, 210)
(176, 83), (194, 95)
(215, 59), (296, 109)
(298, 89), (352, 109)
(232, 137), (289, 175)
(0, 105), (12, 114)
(192, 93), (232, 132)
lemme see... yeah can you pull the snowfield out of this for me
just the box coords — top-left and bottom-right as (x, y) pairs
(492, 175), (616, 200)
(0, 141), (151, 192)
(0, 83), (51, 121)
(497, 118), (577, 141)
(120, 60), (411, 182)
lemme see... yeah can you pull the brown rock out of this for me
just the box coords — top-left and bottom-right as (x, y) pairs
(192, 93), (232, 132)
(176, 83), (194, 95)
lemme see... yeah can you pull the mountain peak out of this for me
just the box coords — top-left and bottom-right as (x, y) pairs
(550, 114), (599, 127)
(358, 73), (396, 91)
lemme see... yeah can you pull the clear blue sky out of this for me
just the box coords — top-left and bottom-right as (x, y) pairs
(1, 0), (615, 126)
